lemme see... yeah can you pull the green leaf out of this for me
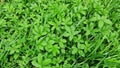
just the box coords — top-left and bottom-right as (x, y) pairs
(104, 19), (112, 25)
(52, 45), (59, 56)
(98, 20), (104, 28)
(69, 36), (73, 41)
(65, 26), (71, 33)
(78, 50), (85, 57)
(77, 43), (85, 49)
(72, 47), (78, 54)
(38, 54), (43, 64)
(43, 59), (51, 65)
(13, 53), (19, 59)
(32, 61), (41, 67)
(82, 63), (89, 68)
(63, 32), (69, 37)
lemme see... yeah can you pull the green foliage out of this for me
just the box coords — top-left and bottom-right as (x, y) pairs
(0, 0), (120, 68)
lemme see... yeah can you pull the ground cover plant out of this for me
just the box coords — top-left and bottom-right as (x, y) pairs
(0, 0), (120, 68)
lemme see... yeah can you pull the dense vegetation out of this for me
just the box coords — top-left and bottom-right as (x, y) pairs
(0, 0), (120, 68)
